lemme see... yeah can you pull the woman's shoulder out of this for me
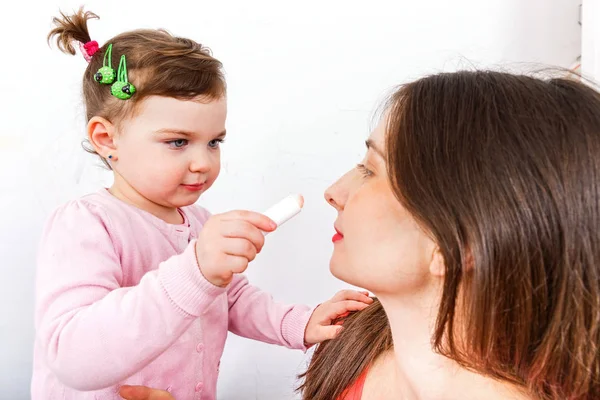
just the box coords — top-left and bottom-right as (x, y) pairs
(337, 367), (369, 400)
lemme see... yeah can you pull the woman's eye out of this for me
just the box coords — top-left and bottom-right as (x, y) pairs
(356, 163), (374, 178)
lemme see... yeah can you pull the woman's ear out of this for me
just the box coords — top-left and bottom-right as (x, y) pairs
(88, 116), (118, 160)
(429, 247), (445, 277)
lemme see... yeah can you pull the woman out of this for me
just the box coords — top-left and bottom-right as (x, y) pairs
(121, 70), (600, 400)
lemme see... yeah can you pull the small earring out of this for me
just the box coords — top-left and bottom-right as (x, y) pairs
(108, 154), (113, 160)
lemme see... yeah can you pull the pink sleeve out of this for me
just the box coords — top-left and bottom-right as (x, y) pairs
(226, 274), (314, 351)
(34, 201), (225, 391)
(188, 203), (314, 350)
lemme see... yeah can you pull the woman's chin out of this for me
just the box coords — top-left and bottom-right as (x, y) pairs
(330, 259), (361, 287)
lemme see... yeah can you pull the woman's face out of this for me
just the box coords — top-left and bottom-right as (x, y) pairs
(325, 119), (440, 295)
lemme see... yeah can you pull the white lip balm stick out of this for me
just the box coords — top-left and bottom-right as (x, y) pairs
(261, 194), (304, 235)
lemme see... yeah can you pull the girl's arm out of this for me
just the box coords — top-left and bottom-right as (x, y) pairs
(34, 200), (224, 391)
(226, 274), (313, 350)
(226, 277), (373, 350)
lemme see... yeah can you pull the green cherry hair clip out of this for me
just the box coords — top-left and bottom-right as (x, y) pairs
(94, 44), (116, 84)
(111, 55), (136, 100)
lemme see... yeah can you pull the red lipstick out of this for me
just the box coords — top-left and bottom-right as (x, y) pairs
(332, 227), (343, 243)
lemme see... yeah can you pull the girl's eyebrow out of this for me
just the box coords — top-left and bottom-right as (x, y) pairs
(154, 129), (227, 138)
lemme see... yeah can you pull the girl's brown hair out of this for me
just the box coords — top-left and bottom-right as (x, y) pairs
(47, 7), (226, 167)
(299, 71), (600, 400)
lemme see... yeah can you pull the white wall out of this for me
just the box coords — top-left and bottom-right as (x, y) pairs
(0, 0), (581, 398)
(582, 0), (600, 80)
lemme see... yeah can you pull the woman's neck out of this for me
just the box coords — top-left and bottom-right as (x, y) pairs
(376, 289), (530, 400)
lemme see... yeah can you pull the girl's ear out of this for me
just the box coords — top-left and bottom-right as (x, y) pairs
(88, 116), (118, 160)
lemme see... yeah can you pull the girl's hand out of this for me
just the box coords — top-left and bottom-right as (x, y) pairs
(304, 290), (373, 345)
(195, 210), (276, 287)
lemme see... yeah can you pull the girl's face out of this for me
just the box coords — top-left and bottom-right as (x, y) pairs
(100, 95), (227, 214)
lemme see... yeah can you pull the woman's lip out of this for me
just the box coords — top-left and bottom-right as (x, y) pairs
(333, 227), (344, 242)
(332, 233), (344, 242)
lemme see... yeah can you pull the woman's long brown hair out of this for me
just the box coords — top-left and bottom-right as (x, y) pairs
(299, 71), (600, 400)
(298, 298), (391, 400)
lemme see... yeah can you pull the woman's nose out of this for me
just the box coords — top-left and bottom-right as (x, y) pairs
(324, 170), (354, 211)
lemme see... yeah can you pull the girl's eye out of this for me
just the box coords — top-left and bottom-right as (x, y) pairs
(167, 139), (188, 148)
(356, 163), (374, 178)
(209, 138), (225, 149)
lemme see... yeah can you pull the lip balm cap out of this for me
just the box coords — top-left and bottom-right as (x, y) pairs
(262, 194), (304, 230)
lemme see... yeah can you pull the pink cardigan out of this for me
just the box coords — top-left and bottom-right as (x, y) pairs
(31, 189), (313, 399)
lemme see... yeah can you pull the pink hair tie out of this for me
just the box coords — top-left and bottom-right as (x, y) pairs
(79, 40), (99, 62)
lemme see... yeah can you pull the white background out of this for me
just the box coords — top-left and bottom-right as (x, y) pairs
(583, 0), (599, 78)
(0, 1), (584, 399)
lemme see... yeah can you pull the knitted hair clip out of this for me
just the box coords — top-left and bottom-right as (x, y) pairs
(110, 54), (136, 100)
(94, 43), (116, 84)
(79, 41), (136, 100)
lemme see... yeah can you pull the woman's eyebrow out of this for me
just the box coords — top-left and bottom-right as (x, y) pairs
(365, 139), (384, 158)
